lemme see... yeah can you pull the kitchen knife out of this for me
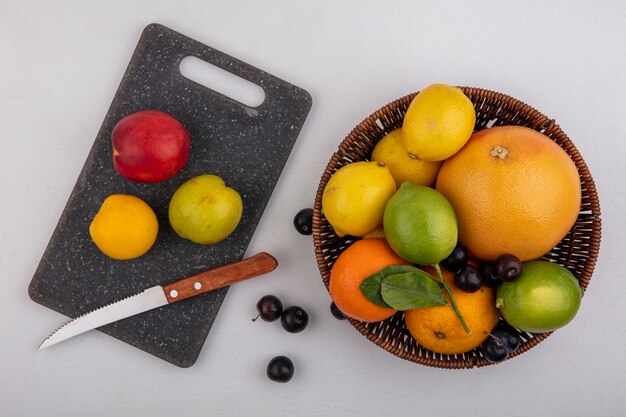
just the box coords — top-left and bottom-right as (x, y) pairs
(39, 252), (277, 350)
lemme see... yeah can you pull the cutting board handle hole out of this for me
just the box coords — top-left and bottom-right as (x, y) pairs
(179, 55), (266, 108)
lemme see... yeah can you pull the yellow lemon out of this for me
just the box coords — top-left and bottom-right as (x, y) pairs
(372, 128), (443, 187)
(89, 194), (159, 260)
(402, 83), (476, 161)
(322, 161), (396, 237)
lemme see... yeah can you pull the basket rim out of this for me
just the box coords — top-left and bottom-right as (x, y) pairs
(312, 86), (602, 369)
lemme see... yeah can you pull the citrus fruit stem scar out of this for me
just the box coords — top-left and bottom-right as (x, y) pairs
(433, 263), (471, 334)
(490, 145), (509, 159)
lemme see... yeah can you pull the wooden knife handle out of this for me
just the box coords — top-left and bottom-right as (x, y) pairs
(163, 252), (278, 303)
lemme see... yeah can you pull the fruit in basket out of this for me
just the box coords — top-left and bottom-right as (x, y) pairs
(491, 324), (522, 353)
(112, 110), (190, 183)
(168, 174), (242, 244)
(436, 125), (581, 261)
(322, 161), (396, 237)
(479, 261), (501, 288)
(404, 266), (499, 355)
(371, 128), (442, 187)
(89, 194), (158, 260)
(441, 244), (468, 273)
(481, 336), (509, 363)
(383, 183), (458, 265)
(402, 83), (476, 162)
(481, 325), (521, 364)
(495, 254), (523, 282)
(496, 261), (582, 333)
(454, 265), (483, 293)
(329, 238), (410, 322)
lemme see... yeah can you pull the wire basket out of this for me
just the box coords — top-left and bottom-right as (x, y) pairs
(312, 87), (601, 369)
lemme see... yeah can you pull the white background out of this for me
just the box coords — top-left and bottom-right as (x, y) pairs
(1, 1), (625, 416)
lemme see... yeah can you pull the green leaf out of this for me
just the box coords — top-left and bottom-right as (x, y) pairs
(360, 265), (421, 308)
(380, 271), (448, 311)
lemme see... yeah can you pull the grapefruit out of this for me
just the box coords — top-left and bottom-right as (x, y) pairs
(436, 126), (581, 261)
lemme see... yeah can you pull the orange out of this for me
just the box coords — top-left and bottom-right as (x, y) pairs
(436, 126), (581, 261)
(89, 194), (159, 260)
(404, 265), (500, 354)
(329, 238), (410, 322)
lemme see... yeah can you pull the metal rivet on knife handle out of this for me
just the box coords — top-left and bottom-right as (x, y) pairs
(162, 252), (278, 303)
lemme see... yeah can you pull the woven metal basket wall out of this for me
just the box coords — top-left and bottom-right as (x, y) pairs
(312, 87), (602, 369)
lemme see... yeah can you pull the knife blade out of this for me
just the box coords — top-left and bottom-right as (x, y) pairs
(39, 252), (277, 350)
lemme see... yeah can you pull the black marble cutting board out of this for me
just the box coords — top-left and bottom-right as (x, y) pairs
(28, 23), (312, 367)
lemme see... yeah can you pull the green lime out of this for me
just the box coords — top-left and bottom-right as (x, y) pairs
(383, 183), (458, 265)
(496, 261), (582, 333)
